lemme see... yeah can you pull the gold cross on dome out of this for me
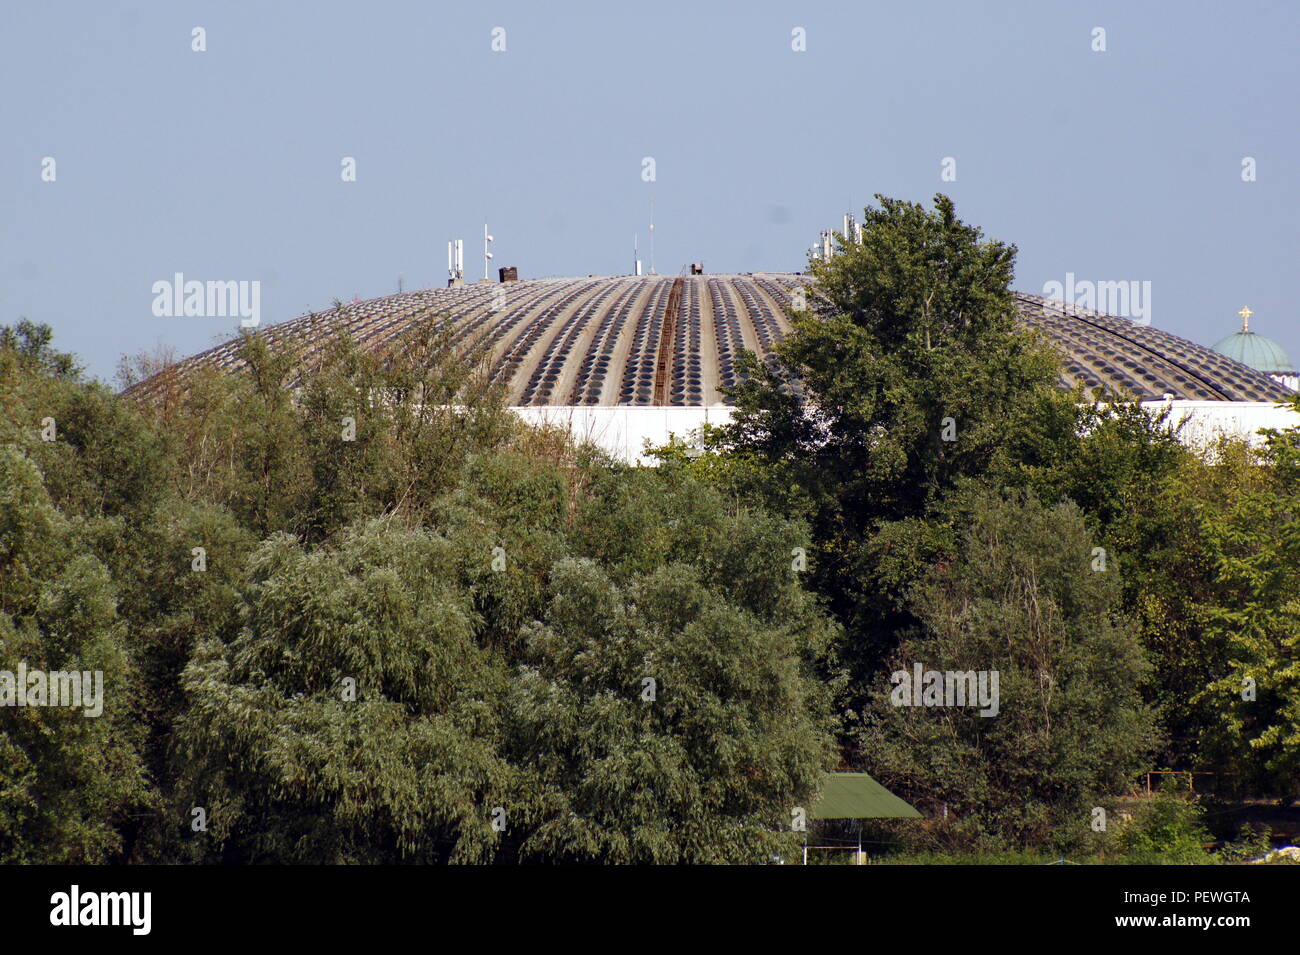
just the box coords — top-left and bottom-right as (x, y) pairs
(1238, 306), (1253, 331)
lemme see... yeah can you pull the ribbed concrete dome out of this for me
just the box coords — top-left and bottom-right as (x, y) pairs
(128, 274), (1291, 405)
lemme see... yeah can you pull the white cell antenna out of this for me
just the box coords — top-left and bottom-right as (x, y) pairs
(648, 201), (655, 275)
(448, 239), (465, 284)
(843, 212), (861, 245)
(484, 224), (494, 281)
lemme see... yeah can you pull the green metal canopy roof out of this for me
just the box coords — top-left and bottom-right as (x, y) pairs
(809, 772), (921, 820)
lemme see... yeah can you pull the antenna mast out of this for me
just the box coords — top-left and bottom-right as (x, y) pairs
(447, 239), (464, 286)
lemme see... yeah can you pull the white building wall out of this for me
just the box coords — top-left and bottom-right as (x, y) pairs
(510, 405), (736, 465)
(511, 401), (1300, 465)
(1151, 400), (1299, 449)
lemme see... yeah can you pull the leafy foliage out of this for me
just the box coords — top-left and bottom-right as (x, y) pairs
(2, 319), (837, 863)
(856, 491), (1156, 849)
(1119, 781), (1214, 865)
(0, 446), (150, 862)
(720, 194), (1081, 697)
(4, 186), (1299, 864)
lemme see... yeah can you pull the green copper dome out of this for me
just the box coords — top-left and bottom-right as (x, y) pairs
(1212, 317), (1295, 375)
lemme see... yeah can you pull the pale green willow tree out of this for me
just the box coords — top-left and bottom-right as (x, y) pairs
(0, 446), (151, 862)
(508, 558), (835, 863)
(174, 519), (514, 864)
(173, 462), (839, 863)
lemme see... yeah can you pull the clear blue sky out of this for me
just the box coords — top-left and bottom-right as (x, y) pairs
(3, 0), (1296, 383)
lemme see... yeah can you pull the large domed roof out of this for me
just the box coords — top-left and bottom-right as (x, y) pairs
(128, 274), (1291, 405)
